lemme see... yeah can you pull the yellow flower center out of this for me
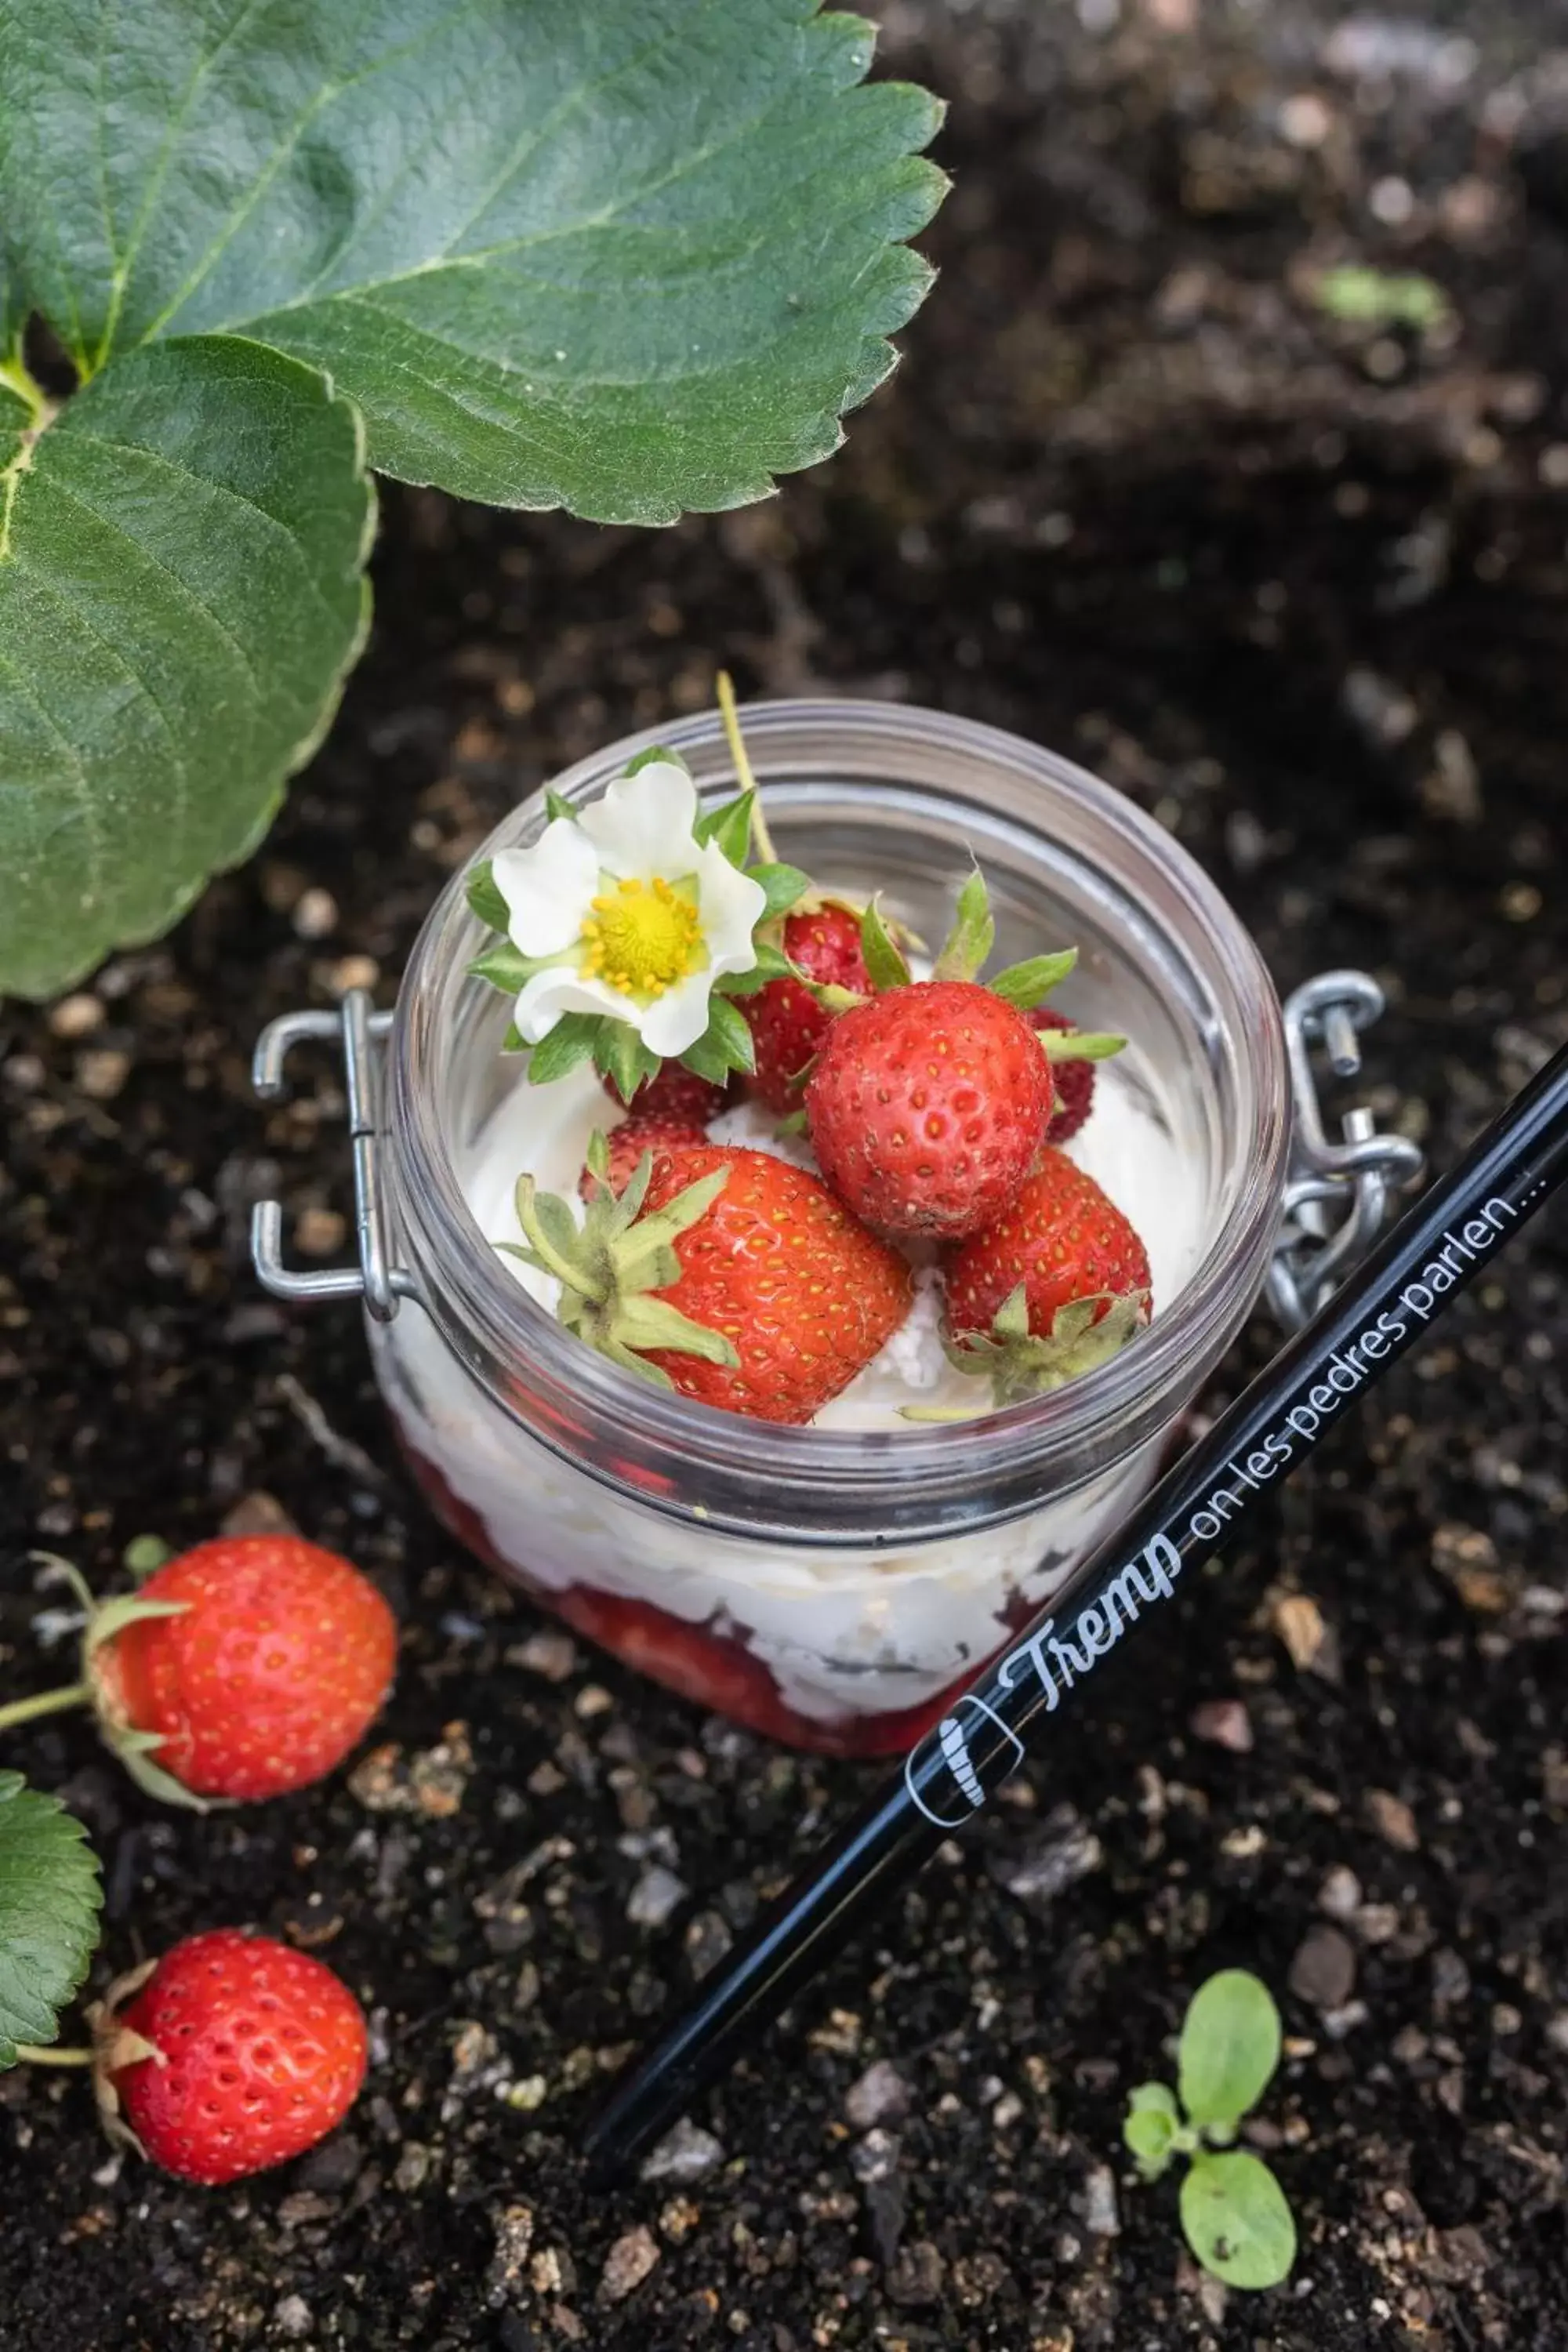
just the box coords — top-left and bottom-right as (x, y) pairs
(579, 874), (703, 998)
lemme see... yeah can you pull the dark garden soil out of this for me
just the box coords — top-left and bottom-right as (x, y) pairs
(5, 4), (1568, 2347)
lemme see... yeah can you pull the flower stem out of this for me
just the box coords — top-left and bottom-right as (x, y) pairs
(716, 671), (779, 866)
(12, 2044), (93, 2067)
(0, 1682), (91, 1733)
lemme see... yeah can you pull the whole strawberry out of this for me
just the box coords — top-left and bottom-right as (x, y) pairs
(581, 1113), (708, 1200)
(509, 1141), (912, 1424)
(944, 1148), (1152, 1403)
(743, 902), (869, 1112)
(804, 878), (1123, 1241)
(89, 1536), (397, 1806)
(600, 1060), (728, 1126)
(1032, 1007), (1097, 1145)
(97, 1930), (367, 2186)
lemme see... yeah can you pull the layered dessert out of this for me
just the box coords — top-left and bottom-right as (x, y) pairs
(379, 693), (1213, 1751)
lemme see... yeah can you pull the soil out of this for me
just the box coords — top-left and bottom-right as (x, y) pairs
(4, 3), (1568, 2347)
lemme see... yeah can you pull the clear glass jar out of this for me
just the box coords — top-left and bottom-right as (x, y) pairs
(318, 699), (1292, 1755)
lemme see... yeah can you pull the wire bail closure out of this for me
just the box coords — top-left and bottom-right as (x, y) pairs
(250, 989), (418, 1323)
(248, 970), (1423, 1334)
(1266, 971), (1425, 1330)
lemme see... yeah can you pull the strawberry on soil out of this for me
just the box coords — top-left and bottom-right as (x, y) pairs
(96, 1930), (368, 2187)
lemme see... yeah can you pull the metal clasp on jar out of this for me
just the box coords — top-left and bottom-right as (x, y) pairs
(1265, 971), (1425, 1330)
(250, 989), (419, 1323)
(248, 970), (1423, 1334)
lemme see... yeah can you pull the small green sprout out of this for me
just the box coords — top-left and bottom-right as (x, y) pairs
(1123, 1969), (1297, 2291)
(1312, 264), (1450, 333)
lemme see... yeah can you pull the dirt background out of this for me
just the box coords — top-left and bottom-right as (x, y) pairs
(5, 2), (1568, 2346)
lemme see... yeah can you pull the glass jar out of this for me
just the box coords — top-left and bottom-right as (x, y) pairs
(252, 702), (1410, 1755)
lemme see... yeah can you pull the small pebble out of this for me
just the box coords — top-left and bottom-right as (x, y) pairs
(509, 1630), (579, 1682)
(1289, 1924), (1357, 2009)
(627, 1864), (688, 1928)
(1318, 1864), (1363, 1918)
(394, 2142), (433, 2192)
(1543, 2012), (1568, 2055)
(1083, 2165), (1120, 2237)
(1365, 1789), (1420, 1851)
(292, 886), (339, 939)
(993, 1806), (1103, 1905)
(1189, 1697), (1253, 1753)
(639, 2118), (724, 2184)
(845, 2059), (911, 2131)
(273, 2296), (313, 2340)
(884, 2241), (946, 2307)
(76, 1047), (131, 1100)
(295, 1206), (347, 1258)
(48, 993), (104, 1039)
(598, 2224), (659, 2306)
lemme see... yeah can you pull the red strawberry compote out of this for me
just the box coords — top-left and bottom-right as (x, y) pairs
(378, 1050), (1209, 1753)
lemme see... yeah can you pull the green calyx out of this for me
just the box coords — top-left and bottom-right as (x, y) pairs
(946, 1282), (1150, 1406)
(22, 1555), (211, 1813)
(500, 1141), (739, 1392)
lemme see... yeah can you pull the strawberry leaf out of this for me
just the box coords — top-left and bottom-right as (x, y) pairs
(933, 869), (996, 983)
(989, 949), (1078, 1010)
(597, 1022), (662, 1106)
(0, 1773), (103, 2066)
(545, 786), (579, 823)
(860, 897), (913, 992)
(1180, 2151), (1297, 2291)
(714, 942), (796, 996)
(527, 1012), (601, 1088)
(623, 747), (690, 780)
(1178, 1970), (1282, 2129)
(694, 792), (756, 866)
(681, 996), (757, 1085)
(469, 940), (535, 996)
(750, 863), (814, 923)
(466, 859), (512, 935)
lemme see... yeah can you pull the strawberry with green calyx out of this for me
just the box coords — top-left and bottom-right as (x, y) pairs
(465, 712), (812, 1103)
(1, 1537), (397, 1809)
(803, 873), (1125, 1242)
(91, 1929), (368, 2186)
(942, 1148), (1152, 1403)
(506, 1138), (913, 1424)
(743, 899), (871, 1112)
(1032, 1006), (1101, 1145)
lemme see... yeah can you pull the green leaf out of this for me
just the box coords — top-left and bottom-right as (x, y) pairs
(714, 940), (795, 995)
(0, 3), (946, 525)
(694, 791), (756, 866)
(597, 1021), (662, 1105)
(750, 862), (813, 923)
(1178, 1971), (1283, 2129)
(544, 786), (579, 824)
(860, 896), (912, 992)
(466, 858), (512, 935)
(526, 1012), (601, 1088)
(0, 1771), (103, 2066)
(1123, 2081), (1181, 2180)
(1180, 2151), (1297, 2291)
(623, 746), (689, 780)
(681, 993), (756, 1085)
(933, 869), (996, 982)
(989, 949), (1077, 1010)
(469, 940), (535, 996)
(0, 336), (372, 999)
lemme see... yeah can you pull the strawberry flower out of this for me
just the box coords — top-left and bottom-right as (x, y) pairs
(491, 760), (768, 1059)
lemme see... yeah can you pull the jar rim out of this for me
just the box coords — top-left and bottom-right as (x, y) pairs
(387, 698), (1290, 1541)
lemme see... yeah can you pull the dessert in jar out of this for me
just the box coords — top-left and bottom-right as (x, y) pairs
(328, 695), (1295, 1755)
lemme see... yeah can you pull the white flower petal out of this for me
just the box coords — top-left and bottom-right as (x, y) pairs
(641, 971), (723, 1058)
(492, 822), (600, 958)
(694, 840), (768, 975)
(514, 966), (628, 1043)
(579, 761), (700, 880)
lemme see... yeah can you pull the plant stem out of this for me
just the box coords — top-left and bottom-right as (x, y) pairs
(12, 2044), (93, 2067)
(0, 1682), (91, 1733)
(716, 670), (779, 866)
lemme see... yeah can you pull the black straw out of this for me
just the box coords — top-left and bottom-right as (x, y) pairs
(583, 1041), (1568, 2180)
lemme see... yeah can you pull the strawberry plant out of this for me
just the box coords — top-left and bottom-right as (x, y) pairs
(0, 1773), (102, 2068)
(1123, 1969), (1298, 2292)
(0, 0), (945, 999)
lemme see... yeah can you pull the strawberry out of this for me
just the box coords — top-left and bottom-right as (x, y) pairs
(1032, 1006), (1098, 1145)
(742, 902), (869, 1112)
(943, 1148), (1152, 1403)
(580, 1114), (708, 1201)
(95, 1930), (367, 2186)
(89, 1536), (397, 1806)
(600, 1060), (728, 1126)
(806, 978), (1054, 1241)
(507, 1141), (913, 1425)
